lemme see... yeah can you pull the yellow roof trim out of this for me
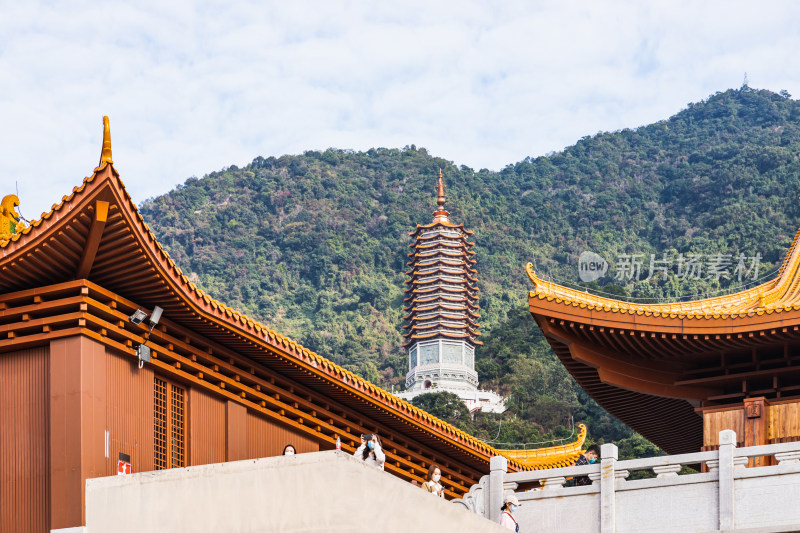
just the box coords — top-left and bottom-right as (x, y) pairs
(526, 225), (800, 319)
(497, 424), (587, 469)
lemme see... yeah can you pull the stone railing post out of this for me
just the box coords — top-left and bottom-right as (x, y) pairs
(488, 455), (508, 523)
(718, 429), (736, 531)
(600, 442), (618, 533)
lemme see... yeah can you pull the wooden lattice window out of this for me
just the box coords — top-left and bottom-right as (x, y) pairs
(154, 376), (185, 470)
(170, 384), (185, 467)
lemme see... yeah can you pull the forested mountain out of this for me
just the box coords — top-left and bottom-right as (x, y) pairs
(139, 86), (800, 452)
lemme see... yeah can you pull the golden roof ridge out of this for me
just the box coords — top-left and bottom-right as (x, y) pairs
(496, 424), (588, 469)
(525, 229), (800, 318)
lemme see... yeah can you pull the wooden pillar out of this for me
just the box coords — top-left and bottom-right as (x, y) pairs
(226, 400), (247, 461)
(49, 335), (107, 529)
(743, 397), (769, 467)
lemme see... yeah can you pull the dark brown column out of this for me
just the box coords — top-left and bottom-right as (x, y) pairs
(743, 397), (769, 467)
(49, 335), (107, 529)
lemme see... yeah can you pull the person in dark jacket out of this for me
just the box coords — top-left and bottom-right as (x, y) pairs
(573, 444), (601, 486)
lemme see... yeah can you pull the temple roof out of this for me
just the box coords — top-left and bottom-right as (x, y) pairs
(1, 117), (584, 473)
(526, 224), (800, 320)
(497, 424), (587, 470)
(526, 222), (800, 454)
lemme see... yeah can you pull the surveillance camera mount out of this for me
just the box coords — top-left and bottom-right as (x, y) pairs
(133, 306), (164, 369)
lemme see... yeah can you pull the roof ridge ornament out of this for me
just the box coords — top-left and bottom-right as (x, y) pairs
(433, 169), (450, 222)
(99, 116), (113, 166)
(0, 194), (26, 246)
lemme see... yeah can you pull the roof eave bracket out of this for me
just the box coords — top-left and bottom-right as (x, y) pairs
(76, 200), (109, 279)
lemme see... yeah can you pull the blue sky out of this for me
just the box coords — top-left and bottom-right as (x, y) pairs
(4, 0), (800, 219)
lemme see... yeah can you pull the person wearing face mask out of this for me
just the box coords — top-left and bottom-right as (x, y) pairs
(573, 444), (601, 486)
(282, 444), (297, 455)
(354, 433), (385, 470)
(499, 494), (521, 531)
(421, 464), (445, 497)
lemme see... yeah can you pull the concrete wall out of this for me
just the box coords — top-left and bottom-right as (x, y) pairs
(85, 450), (506, 533)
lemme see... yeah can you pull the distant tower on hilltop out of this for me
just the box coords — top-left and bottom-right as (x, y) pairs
(395, 171), (505, 413)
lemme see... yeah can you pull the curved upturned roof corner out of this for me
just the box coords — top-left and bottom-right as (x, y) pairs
(497, 423), (587, 469)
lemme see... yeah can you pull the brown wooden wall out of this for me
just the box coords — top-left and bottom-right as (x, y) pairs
(2, 335), (325, 531)
(106, 347), (155, 473)
(702, 408), (745, 448)
(703, 399), (800, 448)
(190, 388), (226, 465)
(0, 346), (50, 533)
(50, 335), (109, 528)
(0, 333), (334, 532)
(768, 401), (800, 443)
(247, 411), (319, 458)
(188, 387), (320, 465)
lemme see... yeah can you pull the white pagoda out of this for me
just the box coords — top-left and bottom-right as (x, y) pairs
(395, 172), (505, 413)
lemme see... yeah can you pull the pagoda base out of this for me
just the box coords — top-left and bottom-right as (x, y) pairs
(396, 386), (506, 414)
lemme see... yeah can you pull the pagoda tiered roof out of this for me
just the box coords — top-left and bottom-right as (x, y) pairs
(526, 222), (800, 454)
(403, 172), (482, 349)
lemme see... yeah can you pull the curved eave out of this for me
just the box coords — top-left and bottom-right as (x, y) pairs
(405, 270), (478, 281)
(403, 314), (481, 325)
(405, 304), (480, 314)
(405, 285), (480, 294)
(526, 254), (800, 328)
(410, 242), (473, 252)
(1, 163), (524, 472)
(531, 329), (701, 454)
(403, 331), (483, 346)
(412, 234), (470, 244)
(403, 306), (480, 319)
(497, 424), (588, 469)
(408, 250), (476, 258)
(409, 221), (474, 237)
(405, 278), (478, 286)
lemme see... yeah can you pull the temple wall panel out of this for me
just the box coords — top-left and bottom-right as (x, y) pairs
(226, 400), (247, 461)
(246, 411), (319, 458)
(0, 346), (50, 533)
(189, 387), (227, 466)
(768, 401), (800, 443)
(106, 348), (155, 474)
(702, 400), (800, 449)
(702, 408), (744, 448)
(49, 335), (108, 528)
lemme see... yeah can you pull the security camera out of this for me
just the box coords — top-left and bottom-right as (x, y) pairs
(129, 309), (148, 325)
(149, 306), (163, 327)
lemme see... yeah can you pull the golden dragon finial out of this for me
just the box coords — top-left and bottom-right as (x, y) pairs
(0, 194), (27, 246)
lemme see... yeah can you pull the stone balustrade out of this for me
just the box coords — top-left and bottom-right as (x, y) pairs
(455, 430), (800, 532)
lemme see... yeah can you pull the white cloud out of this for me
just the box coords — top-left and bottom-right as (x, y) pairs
(2, 0), (800, 218)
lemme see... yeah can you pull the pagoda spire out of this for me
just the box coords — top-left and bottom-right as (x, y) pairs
(433, 169), (450, 222)
(99, 116), (113, 166)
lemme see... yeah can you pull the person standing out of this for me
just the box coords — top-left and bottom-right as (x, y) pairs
(421, 464), (445, 497)
(353, 433), (385, 470)
(573, 444), (600, 486)
(499, 494), (520, 531)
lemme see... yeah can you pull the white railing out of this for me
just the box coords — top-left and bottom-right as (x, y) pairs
(455, 430), (800, 533)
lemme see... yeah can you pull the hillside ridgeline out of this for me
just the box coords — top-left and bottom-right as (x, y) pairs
(140, 87), (800, 453)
